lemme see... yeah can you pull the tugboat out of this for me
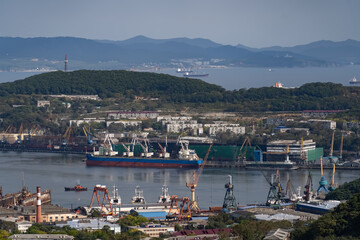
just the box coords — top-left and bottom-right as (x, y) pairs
(64, 184), (87, 192)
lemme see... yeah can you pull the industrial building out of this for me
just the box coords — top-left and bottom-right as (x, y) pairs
(265, 139), (323, 163)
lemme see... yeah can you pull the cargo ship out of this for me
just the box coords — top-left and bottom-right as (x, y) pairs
(86, 135), (202, 168)
(183, 72), (209, 78)
(349, 76), (360, 85)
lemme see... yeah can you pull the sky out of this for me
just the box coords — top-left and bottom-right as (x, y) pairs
(1, 0), (360, 48)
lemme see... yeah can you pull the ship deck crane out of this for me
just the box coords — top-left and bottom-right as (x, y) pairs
(121, 143), (134, 157)
(186, 144), (212, 212)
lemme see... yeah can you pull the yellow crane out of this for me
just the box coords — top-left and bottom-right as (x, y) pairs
(62, 126), (73, 145)
(329, 164), (337, 191)
(339, 132), (344, 161)
(186, 144), (213, 212)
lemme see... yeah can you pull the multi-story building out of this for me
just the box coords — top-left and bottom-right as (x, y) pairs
(204, 123), (245, 136)
(107, 111), (159, 119)
(308, 119), (336, 130)
(166, 123), (203, 135)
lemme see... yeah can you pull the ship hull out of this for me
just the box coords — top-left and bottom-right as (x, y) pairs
(86, 154), (203, 168)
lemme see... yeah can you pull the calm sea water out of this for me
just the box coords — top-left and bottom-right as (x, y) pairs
(0, 152), (358, 209)
(1, 66), (360, 89)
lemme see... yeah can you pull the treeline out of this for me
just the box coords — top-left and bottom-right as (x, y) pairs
(325, 178), (360, 200)
(292, 193), (360, 239)
(0, 70), (360, 111)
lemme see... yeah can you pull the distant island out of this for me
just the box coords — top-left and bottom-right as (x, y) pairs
(1, 36), (360, 71)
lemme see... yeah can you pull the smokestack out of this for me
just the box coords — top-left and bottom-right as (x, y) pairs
(36, 186), (41, 223)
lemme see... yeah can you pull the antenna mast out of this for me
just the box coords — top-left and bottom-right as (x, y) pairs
(64, 54), (68, 72)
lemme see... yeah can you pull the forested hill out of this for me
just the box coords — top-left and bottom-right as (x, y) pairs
(0, 70), (225, 101)
(0, 70), (360, 112)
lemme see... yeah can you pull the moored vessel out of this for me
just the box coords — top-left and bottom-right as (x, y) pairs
(86, 135), (203, 168)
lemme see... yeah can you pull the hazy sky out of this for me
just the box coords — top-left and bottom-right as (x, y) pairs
(1, 0), (360, 48)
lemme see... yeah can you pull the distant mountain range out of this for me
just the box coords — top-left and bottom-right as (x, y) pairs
(1, 36), (360, 70)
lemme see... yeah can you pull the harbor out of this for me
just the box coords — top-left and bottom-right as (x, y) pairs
(0, 151), (358, 210)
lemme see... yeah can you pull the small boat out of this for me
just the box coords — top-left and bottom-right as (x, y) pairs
(65, 184), (88, 192)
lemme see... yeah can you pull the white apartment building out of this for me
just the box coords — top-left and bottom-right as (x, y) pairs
(204, 123), (245, 135)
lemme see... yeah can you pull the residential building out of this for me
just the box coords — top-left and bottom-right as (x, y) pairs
(204, 123), (245, 135)
(56, 218), (121, 234)
(166, 123), (203, 135)
(308, 119), (336, 130)
(49, 94), (100, 101)
(302, 110), (345, 118)
(107, 111), (159, 119)
(130, 224), (174, 238)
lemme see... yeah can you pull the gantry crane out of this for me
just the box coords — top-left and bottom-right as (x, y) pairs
(186, 144), (212, 212)
(90, 185), (113, 216)
(167, 195), (192, 220)
(16, 123), (23, 144)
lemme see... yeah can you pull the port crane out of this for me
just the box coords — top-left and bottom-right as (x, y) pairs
(82, 125), (93, 144)
(317, 156), (329, 195)
(222, 175), (237, 211)
(62, 126), (73, 146)
(16, 123), (23, 144)
(304, 170), (313, 202)
(264, 170), (286, 206)
(328, 164), (337, 191)
(237, 137), (251, 162)
(186, 144), (212, 212)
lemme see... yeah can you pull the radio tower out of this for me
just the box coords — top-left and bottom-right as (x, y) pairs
(64, 54), (68, 72)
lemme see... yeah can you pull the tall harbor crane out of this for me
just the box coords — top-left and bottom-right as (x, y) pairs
(186, 144), (212, 212)
(317, 156), (329, 195)
(62, 126), (73, 146)
(83, 125), (93, 144)
(328, 164), (337, 191)
(223, 175), (237, 211)
(265, 170), (285, 206)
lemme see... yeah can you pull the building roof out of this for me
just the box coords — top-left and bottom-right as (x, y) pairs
(172, 228), (232, 237)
